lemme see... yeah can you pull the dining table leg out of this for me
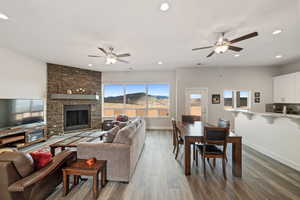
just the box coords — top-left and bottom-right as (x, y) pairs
(232, 138), (242, 177)
(184, 137), (191, 175)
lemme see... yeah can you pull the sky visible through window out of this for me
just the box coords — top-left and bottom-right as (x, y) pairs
(224, 90), (249, 98)
(104, 84), (169, 97)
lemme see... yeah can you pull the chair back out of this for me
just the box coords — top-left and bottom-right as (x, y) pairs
(182, 115), (201, 123)
(203, 126), (229, 153)
(171, 118), (182, 141)
(218, 118), (230, 129)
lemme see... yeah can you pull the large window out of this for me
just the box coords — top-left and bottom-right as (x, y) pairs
(223, 90), (250, 110)
(103, 84), (170, 117)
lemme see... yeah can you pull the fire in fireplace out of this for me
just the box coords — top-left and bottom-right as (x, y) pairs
(64, 105), (91, 131)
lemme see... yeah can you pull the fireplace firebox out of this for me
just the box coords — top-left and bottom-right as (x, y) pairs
(64, 105), (91, 131)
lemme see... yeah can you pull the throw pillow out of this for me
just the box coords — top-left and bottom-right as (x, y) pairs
(30, 151), (53, 170)
(103, 126), (120, 143)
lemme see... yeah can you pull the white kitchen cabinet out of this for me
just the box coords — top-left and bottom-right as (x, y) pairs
(273, 73), (297, 103)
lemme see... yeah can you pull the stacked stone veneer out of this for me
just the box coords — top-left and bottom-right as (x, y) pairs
(47, 63), (101, 136)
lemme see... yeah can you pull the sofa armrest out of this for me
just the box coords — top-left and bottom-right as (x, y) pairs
(8, 150), (76, 192)
(77, 142), (130, 161)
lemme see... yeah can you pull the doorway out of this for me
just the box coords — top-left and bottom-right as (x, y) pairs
(185, 88), (208, 122)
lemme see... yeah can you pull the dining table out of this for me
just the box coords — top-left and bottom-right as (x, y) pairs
(178, 121), (242, 177)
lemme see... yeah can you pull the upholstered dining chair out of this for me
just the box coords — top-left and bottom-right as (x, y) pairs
(171, 119), (184, 159)
(196, 126), (229, 179)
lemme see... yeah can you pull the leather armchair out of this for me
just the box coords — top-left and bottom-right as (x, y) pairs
(0, 150), (76, 200)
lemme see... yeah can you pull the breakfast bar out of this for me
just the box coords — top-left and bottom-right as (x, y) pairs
(228, 109), (300, 172)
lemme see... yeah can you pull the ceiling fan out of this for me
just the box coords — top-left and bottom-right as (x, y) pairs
(192, 32), (258, 57)
(88, 47), (131, 64)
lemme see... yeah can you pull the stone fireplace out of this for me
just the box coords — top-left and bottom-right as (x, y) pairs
(47, 63), (102, 136)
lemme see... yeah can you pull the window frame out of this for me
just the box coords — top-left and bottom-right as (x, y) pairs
(223, 90), (251, 110)
(103, 83), (170, 118)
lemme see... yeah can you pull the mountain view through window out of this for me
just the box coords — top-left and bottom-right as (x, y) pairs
(104, 84), (170, 117)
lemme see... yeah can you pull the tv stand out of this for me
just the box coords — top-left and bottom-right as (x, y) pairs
(0, 123), (47, 149)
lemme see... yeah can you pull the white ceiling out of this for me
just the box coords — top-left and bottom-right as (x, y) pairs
(0, 0), (300, 71)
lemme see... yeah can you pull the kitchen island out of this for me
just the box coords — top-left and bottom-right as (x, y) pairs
(227, 109), (300, 172)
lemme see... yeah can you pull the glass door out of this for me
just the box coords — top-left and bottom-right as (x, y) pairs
(185, 88), (208, 122)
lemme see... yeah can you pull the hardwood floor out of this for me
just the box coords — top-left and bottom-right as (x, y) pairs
(43, 130), (300, 200)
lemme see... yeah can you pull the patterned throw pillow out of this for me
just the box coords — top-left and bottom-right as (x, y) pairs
(103, 126), (120, 143)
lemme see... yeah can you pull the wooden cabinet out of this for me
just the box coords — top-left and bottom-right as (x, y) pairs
(273, 72), (299, 103)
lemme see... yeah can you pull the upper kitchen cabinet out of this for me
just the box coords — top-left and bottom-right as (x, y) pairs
(273, 73), (297, 103)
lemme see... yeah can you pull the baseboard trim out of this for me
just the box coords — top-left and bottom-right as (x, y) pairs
(243, 139), (300, 172)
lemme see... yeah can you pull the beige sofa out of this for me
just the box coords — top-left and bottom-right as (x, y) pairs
(77, 117), (146, 182)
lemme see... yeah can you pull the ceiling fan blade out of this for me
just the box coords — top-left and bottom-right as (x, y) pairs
(88, 55), (102, 57)
(192, 46), (214, 51)
(230, 32), (258, 43)
(98, 47), (107, 55)
(228, 46), (243, 52)
(207, 51), (215, 57)
(117, 58), (129, 63)
(117, 53), (131, 58)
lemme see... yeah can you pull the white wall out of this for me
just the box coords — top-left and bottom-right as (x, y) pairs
(276, 59), (300, 75)
(0, 48), (47, 99)
(102, 71), (176, 129)
(176, 66), (278, 127)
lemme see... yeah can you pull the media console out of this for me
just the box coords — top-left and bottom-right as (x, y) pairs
(0, 123), (47, 149)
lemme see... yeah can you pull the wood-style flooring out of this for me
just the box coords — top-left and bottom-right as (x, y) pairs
(34, 130), (300, 200)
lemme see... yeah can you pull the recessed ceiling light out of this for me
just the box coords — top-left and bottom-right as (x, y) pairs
(234, 54), (240, 57)
(158, 61), (163, 65)
(272, 29), (282, 35)
(88, 64), (93, 67)
(160, 3), (170, 11)
(0, 12), (8, 20)
(275, 55), (283, 59)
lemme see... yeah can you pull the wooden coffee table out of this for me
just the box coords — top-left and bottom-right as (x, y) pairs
(50, 130), (105, 156)
(62, 159), (107, 199)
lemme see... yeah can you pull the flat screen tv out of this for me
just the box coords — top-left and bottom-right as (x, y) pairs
(0, 99), (44, 129)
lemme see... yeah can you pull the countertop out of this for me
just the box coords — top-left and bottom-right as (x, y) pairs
(226, 109), (300, 119)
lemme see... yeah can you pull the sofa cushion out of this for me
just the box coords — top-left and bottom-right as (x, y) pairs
(103, 126), (120, 143)
(0, 151), (34, 177)
(132, 117), (142, 128)
(113, 123), (136, 145)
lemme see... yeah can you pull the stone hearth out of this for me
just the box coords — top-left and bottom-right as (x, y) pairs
(47, 63), (101, 136)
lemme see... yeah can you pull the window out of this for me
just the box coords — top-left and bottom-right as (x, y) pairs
(103, 84), (170, 117)
(224, 90), (250, 110)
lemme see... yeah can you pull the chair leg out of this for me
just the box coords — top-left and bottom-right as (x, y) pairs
(193, 144), (196, 161)
(175, 144), (179, 160)
(206, 158), (210, 164)
(195, 149), (198, 166)
(202, 156), (206, 178)
(213, 158), (216, 168)
(222, 158), (227, 180)
(172, 144), (176, 154)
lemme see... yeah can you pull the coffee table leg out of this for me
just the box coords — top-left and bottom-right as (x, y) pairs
(63, 171), (69, 196)
(93, 173), (99, 199)
(50, 147), (56, 156)
(101, 164), (107, 187)
(73, 175), (79, 185)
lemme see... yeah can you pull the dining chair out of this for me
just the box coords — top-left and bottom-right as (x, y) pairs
(171, 119), (184, 159)
(182, 115), (201, 123)
(196, 126), (229, 179)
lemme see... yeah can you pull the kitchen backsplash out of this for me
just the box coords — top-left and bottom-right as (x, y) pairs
(266, 103), (300, 115)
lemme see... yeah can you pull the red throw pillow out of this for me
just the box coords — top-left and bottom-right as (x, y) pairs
(30, 151), (53, 170)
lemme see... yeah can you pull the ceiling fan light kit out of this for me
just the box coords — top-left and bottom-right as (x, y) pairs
(192, 31), (258, 58)
(88, 47), (130, 64)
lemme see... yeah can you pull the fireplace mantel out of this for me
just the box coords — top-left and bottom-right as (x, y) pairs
(50, 94), (100, 101)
